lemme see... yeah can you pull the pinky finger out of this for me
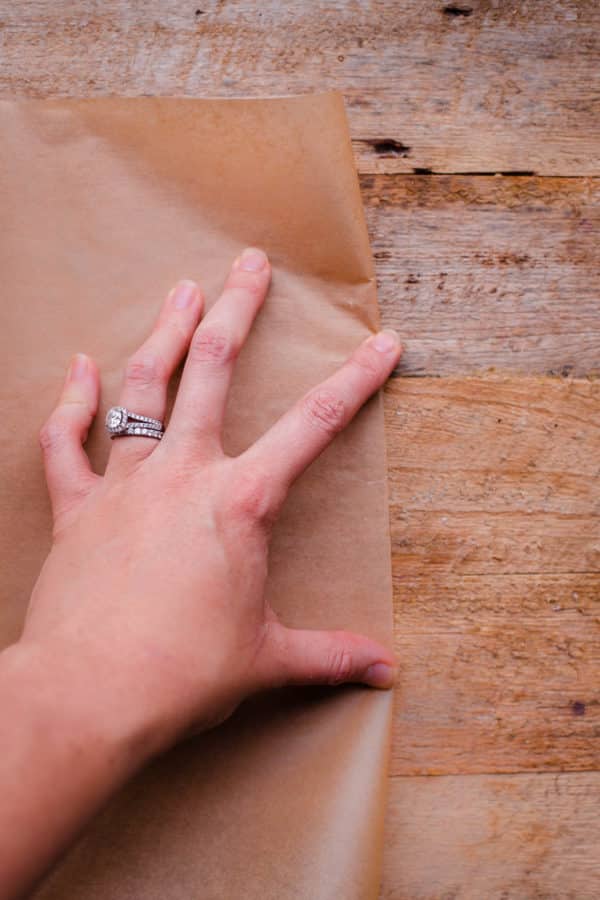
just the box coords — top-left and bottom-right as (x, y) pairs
(39, 354), (100, 524)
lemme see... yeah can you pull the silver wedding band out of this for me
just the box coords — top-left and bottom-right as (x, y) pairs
(105, 406), (164, 440)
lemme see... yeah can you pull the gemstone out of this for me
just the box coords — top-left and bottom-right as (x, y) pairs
(106, 406), (127, 433)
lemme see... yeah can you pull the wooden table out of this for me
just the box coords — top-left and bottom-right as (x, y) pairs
(2, 3), (598, 896)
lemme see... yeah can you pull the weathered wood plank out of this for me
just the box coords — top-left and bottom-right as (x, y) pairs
(381, 772), (600, 900)
(386, 376), (600, 576)
(391, 574), (600, 776)
(362, 174), (600, 377)
(0, 1), (599, 174)
(385, 377), (600, 774)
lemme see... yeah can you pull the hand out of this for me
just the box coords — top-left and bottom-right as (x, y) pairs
(25, 247), (401, 756)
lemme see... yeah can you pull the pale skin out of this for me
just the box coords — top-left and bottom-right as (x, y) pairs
(0, 247), (401, 899)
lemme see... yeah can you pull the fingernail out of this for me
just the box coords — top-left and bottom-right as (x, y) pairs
(371, 329), (400, 353)
(238, 247), (267, 272)
(171, 280), (198, 310)
(365, 662), (395, 689)
(68, 353), (88, 380)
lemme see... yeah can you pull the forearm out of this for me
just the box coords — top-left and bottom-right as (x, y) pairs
(0, 640), (150, 899)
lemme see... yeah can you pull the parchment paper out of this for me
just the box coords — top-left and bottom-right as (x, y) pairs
(0, 93), (393, 900)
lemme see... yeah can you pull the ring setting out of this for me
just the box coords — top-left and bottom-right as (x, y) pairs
(105, 406), (164, 440)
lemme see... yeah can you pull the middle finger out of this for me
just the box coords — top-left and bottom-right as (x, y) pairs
(166, 248), (271, 456)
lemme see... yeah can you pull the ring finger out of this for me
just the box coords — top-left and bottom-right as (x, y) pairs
(108, 279), (204, 471)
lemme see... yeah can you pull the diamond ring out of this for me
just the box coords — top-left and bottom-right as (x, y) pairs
(105, 406), (164, 440)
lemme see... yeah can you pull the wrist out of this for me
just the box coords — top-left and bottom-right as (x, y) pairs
(0, 639), (160, 895)
(0, 637), (159, 778)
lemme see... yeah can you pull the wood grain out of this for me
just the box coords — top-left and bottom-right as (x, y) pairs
(381, 772), (600, 900)
(362, 174), (600, 377)
(386, 376), (600, 576)
(392, 574), (600, 776)
(385, 376), (600, 775)
(1, 1), (599, 174)
(1, 5), (599, 895)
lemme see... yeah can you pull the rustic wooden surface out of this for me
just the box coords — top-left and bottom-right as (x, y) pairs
(1, 2), (598, 898)
(386, 377), (600, 777)
(383, 772), (600, 900)
(362, 175), (600, 377)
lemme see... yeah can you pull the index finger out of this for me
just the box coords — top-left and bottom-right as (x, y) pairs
(241, 329), (401, 492)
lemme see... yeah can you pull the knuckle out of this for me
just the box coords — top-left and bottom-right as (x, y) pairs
(161, 316), (192, 344)
(51, 480), (96, 537)
(230, 468), (273, 523)
(189, 328), (237, 366)
(351, 346), (382, 381)
(226, 276), (263, 298)
(39, 415), (70, 453)
(124, 352), (166, 389)
(326, 646), (354, 685)
(302, 389), (346, 436)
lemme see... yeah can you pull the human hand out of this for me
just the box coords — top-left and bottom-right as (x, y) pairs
(25, 247), (401, 759)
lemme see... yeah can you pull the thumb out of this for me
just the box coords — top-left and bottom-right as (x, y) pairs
(258, 623), (396, 691)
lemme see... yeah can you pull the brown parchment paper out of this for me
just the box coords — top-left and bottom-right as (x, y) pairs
(0, 93), (393, 900)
